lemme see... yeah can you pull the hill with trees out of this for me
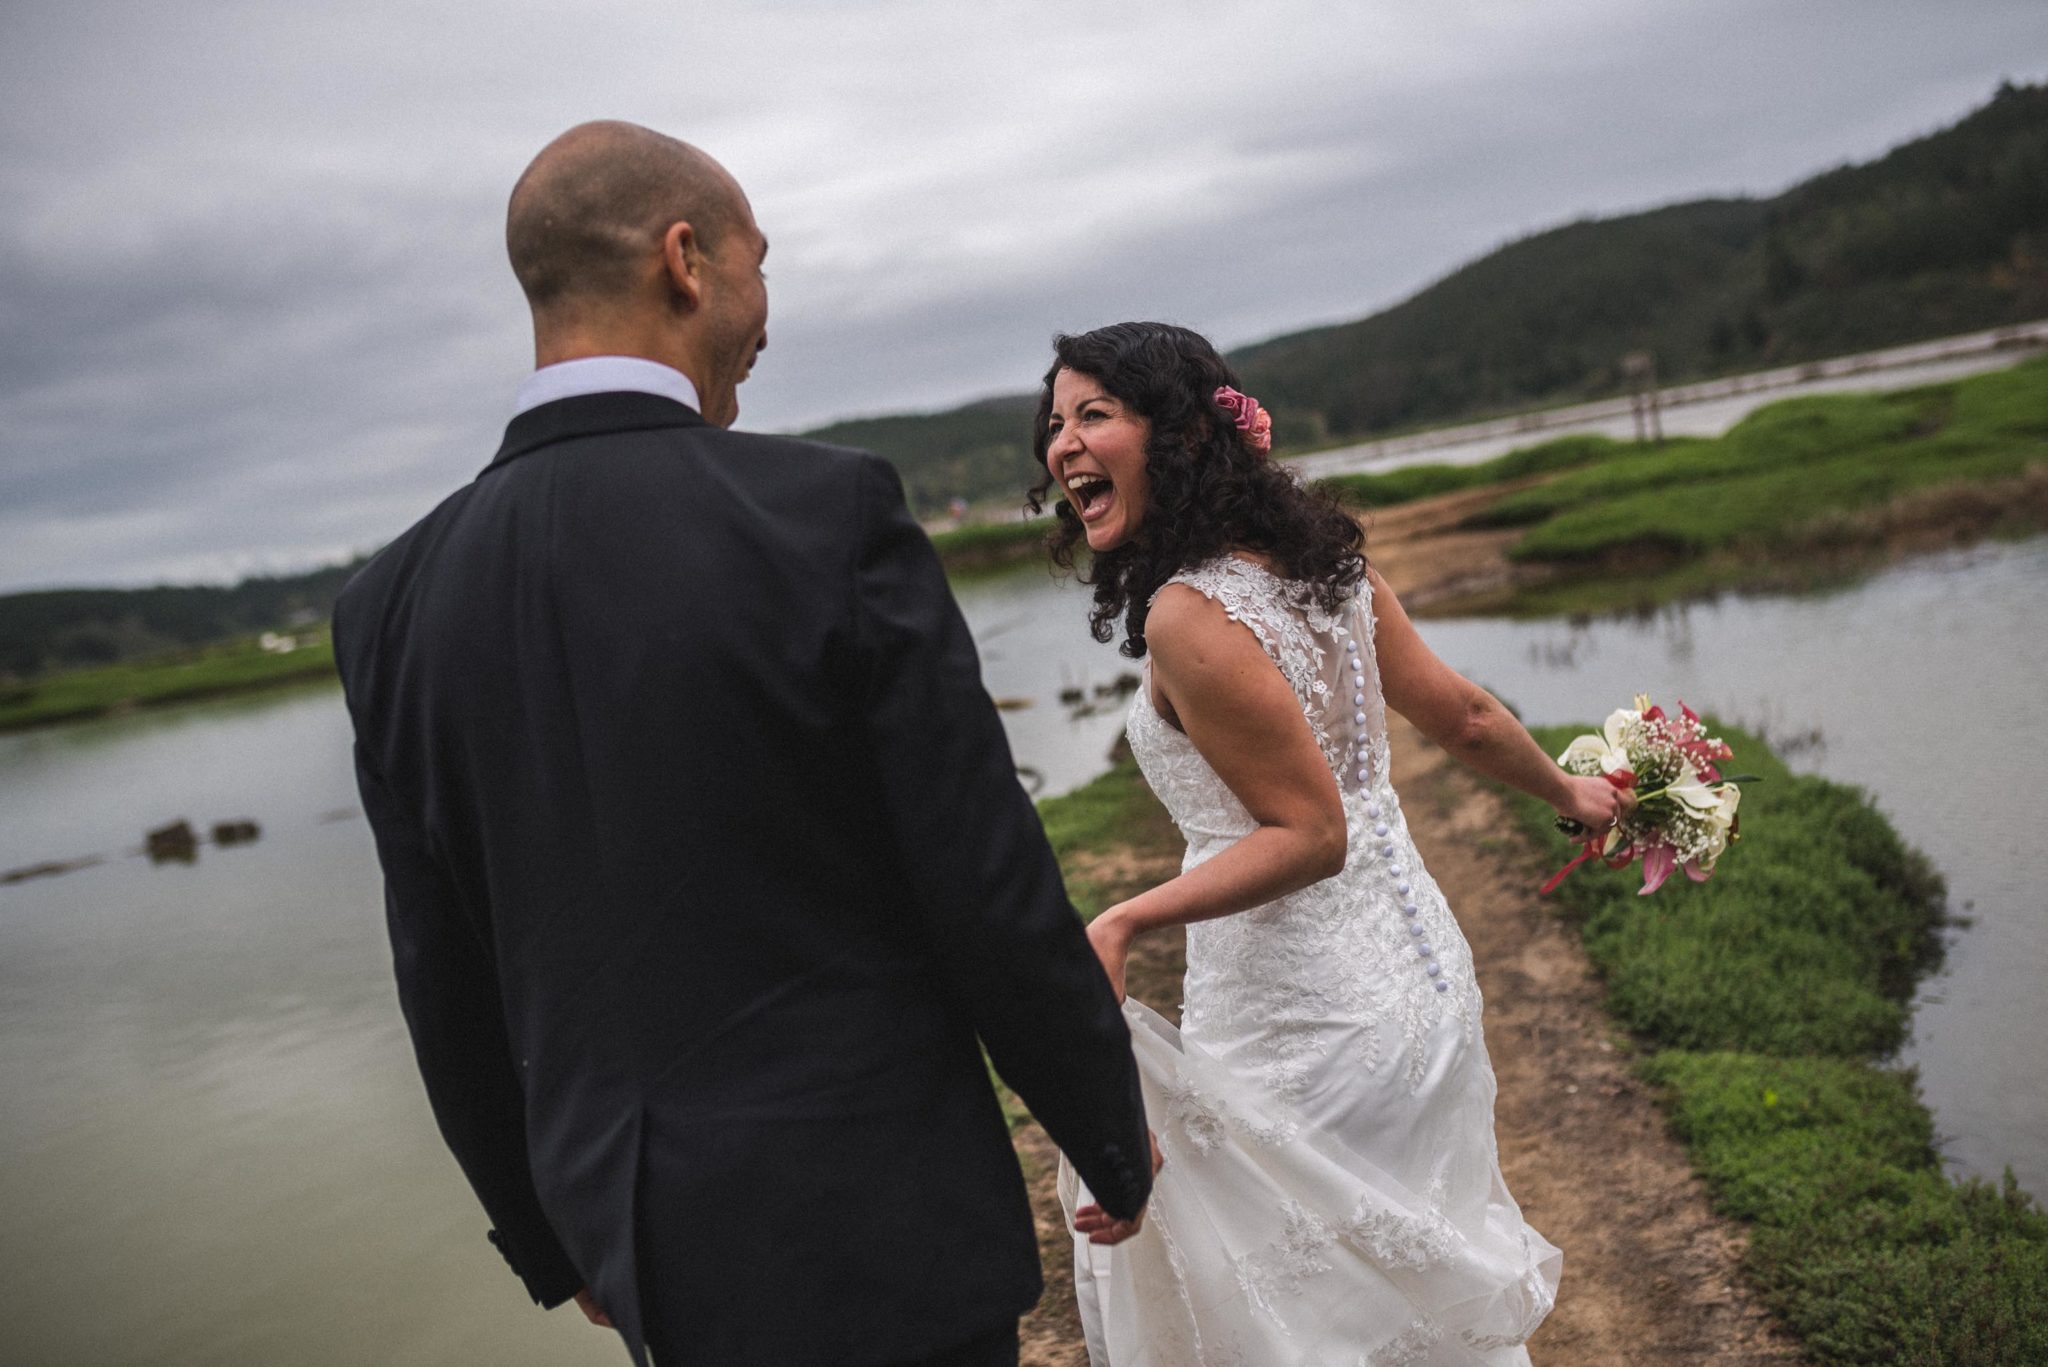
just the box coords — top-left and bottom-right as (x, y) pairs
(6, 83), (2042, 676)
(0, 562), (363, 679)
(808, 80), (2048, 516)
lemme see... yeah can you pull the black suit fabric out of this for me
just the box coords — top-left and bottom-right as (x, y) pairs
(333, 392), (1149, 1366)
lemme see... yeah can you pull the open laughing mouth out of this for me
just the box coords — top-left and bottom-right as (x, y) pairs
(1066, 472), (1115, 521)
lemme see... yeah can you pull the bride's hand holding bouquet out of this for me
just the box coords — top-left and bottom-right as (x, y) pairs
(1544, 696), (1752, 896)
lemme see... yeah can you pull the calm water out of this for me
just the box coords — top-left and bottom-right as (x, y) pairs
(1, 544), (2042, 1363)
(0, 570), (1125, 1367)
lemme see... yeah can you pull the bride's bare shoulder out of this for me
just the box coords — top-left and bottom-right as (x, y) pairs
(1146, 578), (1231, 640)
(1145, 579), (1274, 675)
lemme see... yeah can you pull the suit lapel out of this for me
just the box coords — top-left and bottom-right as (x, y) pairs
(481, 392), (711, 477)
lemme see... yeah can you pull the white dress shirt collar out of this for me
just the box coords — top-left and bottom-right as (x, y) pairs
(513, 356), (702, 418)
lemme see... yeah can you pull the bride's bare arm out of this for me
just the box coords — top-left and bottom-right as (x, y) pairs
(1370, 565), (1628, 830)
(1085, 584), (1347, 998)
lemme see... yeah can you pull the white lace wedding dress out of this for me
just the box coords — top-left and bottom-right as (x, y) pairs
(1058, 557), (1560, 1366)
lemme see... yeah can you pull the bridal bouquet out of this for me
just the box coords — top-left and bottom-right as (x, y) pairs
(1542, 695), (1750, 896)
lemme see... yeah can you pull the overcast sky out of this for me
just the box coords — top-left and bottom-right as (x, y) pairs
(2, 0), (2043, 592)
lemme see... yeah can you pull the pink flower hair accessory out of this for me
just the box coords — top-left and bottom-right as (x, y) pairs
(1213, 385), (1273, 455)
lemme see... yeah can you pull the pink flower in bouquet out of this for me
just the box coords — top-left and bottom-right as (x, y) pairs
(1543, 695), (1749, 897)
(1639, 842), (1677, 896)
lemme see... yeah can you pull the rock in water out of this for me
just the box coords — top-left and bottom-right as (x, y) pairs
(146, 820), (198, 864)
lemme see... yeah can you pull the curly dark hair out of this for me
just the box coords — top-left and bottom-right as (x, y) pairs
(1026, 321), (1366, 658)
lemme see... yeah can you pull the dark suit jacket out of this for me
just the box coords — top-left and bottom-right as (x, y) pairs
(333, 391), (1150, 1365)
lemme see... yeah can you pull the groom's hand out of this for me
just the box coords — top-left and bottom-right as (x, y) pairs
(1072, 1131), (1165, 1245)
(571, 1287), (614, 1328)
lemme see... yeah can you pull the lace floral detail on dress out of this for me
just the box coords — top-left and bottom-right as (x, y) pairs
(1164, 1076), (1230, 1155)
(1364, 1318), (1444, 1366)
(1342, 1177), (1460, 1272)
(1162, 1072), (1298, 1155)
(1060, 995), (1561, 1367)
(1158, 558), (1344, 773)
(1161, 559), (1335, 682)
(1347, 574), (1393, 792)
(1149, 1202), (1255, 1367)
(1462, 1328), (1533, 1351)
(1232, 1200), (1335, 1324)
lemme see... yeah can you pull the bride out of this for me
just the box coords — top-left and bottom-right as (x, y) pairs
(1028, 323), (1631, 1365)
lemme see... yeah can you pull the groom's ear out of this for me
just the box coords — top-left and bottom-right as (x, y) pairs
(660, 221), (705, 313)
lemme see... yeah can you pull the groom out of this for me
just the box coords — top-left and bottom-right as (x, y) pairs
(333, 122), (1153, 1366)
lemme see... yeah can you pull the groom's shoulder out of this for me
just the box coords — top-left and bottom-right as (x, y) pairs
(696, 426), (884, 476)
(686, 427), (908, 507)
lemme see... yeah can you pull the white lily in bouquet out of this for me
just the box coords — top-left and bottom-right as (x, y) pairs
(1543, 695), (1753, 896)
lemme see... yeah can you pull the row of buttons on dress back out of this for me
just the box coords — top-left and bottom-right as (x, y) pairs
(1347, 637), (1447, 994)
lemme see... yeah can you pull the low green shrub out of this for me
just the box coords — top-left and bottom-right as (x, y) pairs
(1320, 463), (1478, 508)
(929, 516), (1053, 563)
(1928, 357), (2048, 439)
(1523, 723), (1942, 1056)
(0, 633), (337, 731)
(1499, 357), (2048, 566)
(1644, 1052), (2048, 1365)
(1511, 717), (2046, 1364)
(1315, 433), (1629, 511)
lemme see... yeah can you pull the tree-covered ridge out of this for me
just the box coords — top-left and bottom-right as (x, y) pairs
(0, 561), (364, 679)
(800, 393), (1040, 519)
(809, 81), (2048, 516)
(7, 85), (2042, 676)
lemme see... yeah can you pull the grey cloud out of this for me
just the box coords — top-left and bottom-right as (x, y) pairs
(1, 0), (2043, 590)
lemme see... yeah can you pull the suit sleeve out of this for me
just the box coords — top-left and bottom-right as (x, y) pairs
(351, 741), (586, 1308)
(849, 455), (1153, 1220)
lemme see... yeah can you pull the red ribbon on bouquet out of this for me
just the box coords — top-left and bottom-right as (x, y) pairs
(1538, 840), (1602, 895)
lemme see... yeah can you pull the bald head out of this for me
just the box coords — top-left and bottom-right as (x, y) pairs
(506, 121), (745, 318)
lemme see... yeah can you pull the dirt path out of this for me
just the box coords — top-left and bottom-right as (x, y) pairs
(1011, 486), (1802, 1364)
(1391, 719), (1798, 1364)
(1348, 476), (1566, 614)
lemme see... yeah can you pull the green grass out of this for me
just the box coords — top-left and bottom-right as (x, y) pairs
(1314, 432), (1634, 510)
(0, 631), (338, 731)
(1524, 723), (1942, 1055)
(1496, 358), (2048, 566)
(1511, 718), (2047, 1363)
(1647, 1052), (2048, 1364)
(929, 517), (1055, 576)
